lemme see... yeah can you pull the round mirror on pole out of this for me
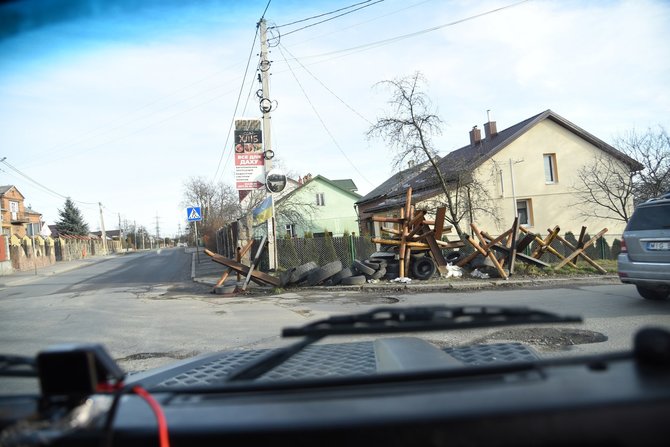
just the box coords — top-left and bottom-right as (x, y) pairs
(266, 169), (287, 193)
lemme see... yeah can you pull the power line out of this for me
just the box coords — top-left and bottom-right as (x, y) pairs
(279, 43), (372, 125)
(212, 26), (261, 183)
(272, 0), (376, 28)
(275, 0), (385, 39)
(277, 0), (531, 63)
(0, 157), (97, 206)
(276, 45), (375, 188)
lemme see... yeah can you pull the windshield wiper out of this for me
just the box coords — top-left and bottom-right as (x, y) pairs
(282, 306), (581, 337)
(226, 305), (581, 382)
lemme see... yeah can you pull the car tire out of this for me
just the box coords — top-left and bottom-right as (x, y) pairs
(353, 260), (375, 276)
(330, 267), (353, 285)
(412, 256), (436, 280)
(445, 251), (464, 264)
(306, 261), (343, 286)
(289, 262), (318, 284)
(636, 285), (669, 301)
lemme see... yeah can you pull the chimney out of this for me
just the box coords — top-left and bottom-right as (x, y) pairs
(484, 120), (497, 140)
(469, 126), (482, 145)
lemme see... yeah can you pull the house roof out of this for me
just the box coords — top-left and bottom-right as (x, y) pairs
(0, 185), (25, 199)
(276, 175), (362, 205)
(357, 109), (644, 212)
(330, 179), (358, 193)
(356, 160), (431, 205)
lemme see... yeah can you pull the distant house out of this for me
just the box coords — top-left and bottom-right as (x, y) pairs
(356, 110), (642, 239)
(275, 174), (361, 238)
(0, 185), (43, 239)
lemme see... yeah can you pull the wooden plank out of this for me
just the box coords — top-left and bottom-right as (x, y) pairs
(418, 226), (448, 273)
(371, 238), (431, 249)
(404, 187), (413, 224)
(372, 216), (405, 223)
(434, 239), (465, 248)
(471, 223), (508, 280)
(205, 249), (281, 287)
(216, 239), (254, 287)
(433, 207), (447, 240)
(508, 217), (520, 275)
(242, 236), (267, 291)
(515, 233), (536, 253)
(490, 245), (550, 268)
(554, 229), (608, 272)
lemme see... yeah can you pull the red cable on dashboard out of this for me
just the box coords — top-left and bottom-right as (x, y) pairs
(132, 385), (171, 447)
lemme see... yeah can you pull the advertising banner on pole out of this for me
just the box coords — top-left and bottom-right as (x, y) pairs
(234, 119), (265, 190)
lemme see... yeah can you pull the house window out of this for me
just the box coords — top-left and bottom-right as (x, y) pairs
(516, 199), (533, 226)
(9, 201), (18, 220)
(285, 224), (296, 238)
(543, 153), (558, 183)
(316, 193), (325, 206)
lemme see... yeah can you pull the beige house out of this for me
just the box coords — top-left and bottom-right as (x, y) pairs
(356, 110), (642, 240)
(0, 185), (43, 239)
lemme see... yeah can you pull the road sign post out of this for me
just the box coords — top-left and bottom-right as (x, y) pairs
(187, 207), (203, 264)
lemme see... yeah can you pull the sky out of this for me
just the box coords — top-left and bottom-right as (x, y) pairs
(1, 0), (668, 237)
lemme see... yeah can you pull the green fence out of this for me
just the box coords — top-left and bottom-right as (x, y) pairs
(267, 235), (376, 270)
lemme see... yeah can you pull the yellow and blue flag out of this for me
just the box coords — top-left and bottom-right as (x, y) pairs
(253, 195), (273, 225)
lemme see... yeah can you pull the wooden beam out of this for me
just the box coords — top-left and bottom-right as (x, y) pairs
(471, 223), (508, 279)
(372, 216), (405, 223)
(433, 207), (447, 240)
(508, 217), (520, 275)
(554, 228), (608, 273)
(205, 249), (280, 287)
(214, 239), (254, 288)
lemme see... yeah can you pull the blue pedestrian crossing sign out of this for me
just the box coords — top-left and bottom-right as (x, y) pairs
(187, 207), (202, 222)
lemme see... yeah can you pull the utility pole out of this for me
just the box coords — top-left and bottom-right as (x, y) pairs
(99, 202), (107, 255)
(155, 213), (161, 248)
(118, 213), (123, 252)
(134, 220), (137, 250)
(259, 18), (277, 270)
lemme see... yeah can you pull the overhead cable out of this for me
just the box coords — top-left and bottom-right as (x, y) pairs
(275, 0), (385, 39)
(278, 0), (531, 62)
(276, 45), (375, 188)
(0, 158), (97, 206)
(279, 43), (372, 125)
(271, 0), (376, 28)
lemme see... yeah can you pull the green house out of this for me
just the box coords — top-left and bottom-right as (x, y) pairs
(275, 175), (361, 238)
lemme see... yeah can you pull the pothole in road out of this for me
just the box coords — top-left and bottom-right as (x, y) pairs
(473, 328), (607, 351)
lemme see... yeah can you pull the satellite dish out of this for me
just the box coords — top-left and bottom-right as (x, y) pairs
(266, 169), (287, 193)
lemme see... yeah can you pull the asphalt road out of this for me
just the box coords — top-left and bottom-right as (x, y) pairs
(1, 249), (669, 393)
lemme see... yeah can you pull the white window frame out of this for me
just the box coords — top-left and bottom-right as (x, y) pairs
(516, 199), (533, 227)
(316, 192), (325, 206)
(543, 153), (558, 184)
(285, 224), (296, 238)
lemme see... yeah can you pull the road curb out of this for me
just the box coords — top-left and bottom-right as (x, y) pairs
(190, 273), (620, 294)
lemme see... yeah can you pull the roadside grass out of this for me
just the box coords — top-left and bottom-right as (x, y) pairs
(519, 259), (617, 276)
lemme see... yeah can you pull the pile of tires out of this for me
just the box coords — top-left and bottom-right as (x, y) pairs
(278, 250), (447, 288)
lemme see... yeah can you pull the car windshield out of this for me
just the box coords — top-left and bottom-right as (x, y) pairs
(1, 0), (669, 397)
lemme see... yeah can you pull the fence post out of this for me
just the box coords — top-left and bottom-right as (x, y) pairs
(349, 234), (356, 264)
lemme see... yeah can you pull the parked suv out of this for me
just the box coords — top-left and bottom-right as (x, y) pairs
(617, 195), (670, 300)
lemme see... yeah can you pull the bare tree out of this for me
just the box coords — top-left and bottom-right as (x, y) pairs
(573, 126), (669, 222)
(615, 126), (670, 203)
(182, 177), (240, 248)
(241, 182), (319, 236)
(573, 155), (636, 223)
(367, 72), (498, 236)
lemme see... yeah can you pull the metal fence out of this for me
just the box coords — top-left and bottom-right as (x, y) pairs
(238, 231), (623, 273)
(251, 235), (377, 271)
